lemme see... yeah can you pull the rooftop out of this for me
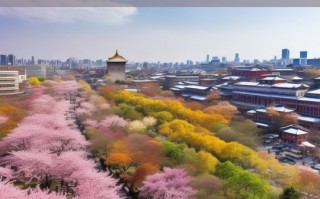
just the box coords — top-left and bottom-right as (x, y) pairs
(272, 68), (294, 71)
(298, 97), (320, 103)
(299, 141), (315, 148)
(261, 76), (286, 81)
(280, 125), (309, 135)
(291, 76), (303, 80)
(267, 105), (295, 113)
(234, 82), (260, 86)
(298, 115), (320, 123)
(222, 76), (242, 80)
(251, 105), (295, 113)
(233, 90), (298, 100)
(306, 89), (320, 95)
(107, 50), (127, 62)
(185, 85), (211, 90)
(272, 83), (309, 89)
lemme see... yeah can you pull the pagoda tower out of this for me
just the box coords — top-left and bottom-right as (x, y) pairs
(106, 50), (127, 82)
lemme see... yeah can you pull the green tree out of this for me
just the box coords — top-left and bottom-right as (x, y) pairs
(162, 140), (186, 165)
(153, 111), (173, 125)
(216, 161), (270, 199)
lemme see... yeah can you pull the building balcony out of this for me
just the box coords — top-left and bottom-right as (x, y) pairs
(0, 87), (18, 91)
(0, 76), (18, 79)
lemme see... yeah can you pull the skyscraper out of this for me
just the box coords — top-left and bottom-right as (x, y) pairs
(300, 51), (308, 66)
(206, 54), (210, 63)
(281, 49), (290, 60)
(0, 55), (7, 66)
(8, 54), (15, 66)
(234, 53), (240, 63)
(31, 56), (35, 65)
(300, 51), (308, 59)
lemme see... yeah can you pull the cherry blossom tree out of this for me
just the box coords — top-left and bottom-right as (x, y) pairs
(0, 82), (122, 198)
(99, 115), (128, 129)
(0, 181), (65, 199)
(83, 119), (99, 128)
(139, 167), (197, 199)
(1, 150), (53, 181)
(0, 166), (12, 180)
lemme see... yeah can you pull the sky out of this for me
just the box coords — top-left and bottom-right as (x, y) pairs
(1, 7), (320, 63)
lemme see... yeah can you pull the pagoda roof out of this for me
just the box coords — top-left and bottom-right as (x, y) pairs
(107, 50), (127, 62)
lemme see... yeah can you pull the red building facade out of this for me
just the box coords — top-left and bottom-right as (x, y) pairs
(229, 66), (272, 81)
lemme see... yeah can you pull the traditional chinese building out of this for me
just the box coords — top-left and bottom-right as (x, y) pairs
(231, 82), (309, 109)
(163, 75), (199, 89)
(246, 105), (295, 128)
(170, 84), (215, 102)
(106, 50), (127, 82)
(246, 105), (320, 131)
(280, 125), (309, 145)
(259, 76), (287, 85)
(228, 66), (272, 81)
(230, 78), (320, 130)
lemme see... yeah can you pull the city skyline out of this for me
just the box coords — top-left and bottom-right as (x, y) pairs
(1, 7), (320, 62)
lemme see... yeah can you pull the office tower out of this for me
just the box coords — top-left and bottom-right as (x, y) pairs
(0, 55), (7, 66)
(31, 56), (35, 64)
(222, 57), (227, 62)
(234, 53), (240, 63)
(300, 51), (308, 66)
(281, 49), (290, 60)
(300, 51), (307, 59)
(7, 54), (15, 66)
(206, 54), (210, 63)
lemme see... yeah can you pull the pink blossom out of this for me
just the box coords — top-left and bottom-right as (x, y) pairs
(83, 119), (99, 128)
(140, 167), (197, 199)
(0, 166), (12, 180)
(2, 150), (53, 180)
(80, 102), (96, 112)
(0, 181), (65, 199)
(0, 82), (122, 198)
(99, 115), (127, 129)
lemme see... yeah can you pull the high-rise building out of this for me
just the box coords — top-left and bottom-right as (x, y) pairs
(206, 54), (210, 63)
(234, 53), (240, 63)
(31, 56), (35, 65)
(0, 55), (7, 66)
(281, 49), (290, 60)
(221, 57), (227, 62)
(300, 51), (308, 59)
(7, 54), (15, 66)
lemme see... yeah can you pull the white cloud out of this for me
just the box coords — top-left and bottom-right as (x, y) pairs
(0, 7), (137, 24)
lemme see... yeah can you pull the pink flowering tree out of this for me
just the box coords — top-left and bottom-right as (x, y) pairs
(140, 167), (197, 199)
(0, 181), (65, 199)
(0, 83), (123, 199)
(99, 115), (128, 129)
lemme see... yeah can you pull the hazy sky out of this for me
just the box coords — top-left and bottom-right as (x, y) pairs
(1, 7), (320, 62)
